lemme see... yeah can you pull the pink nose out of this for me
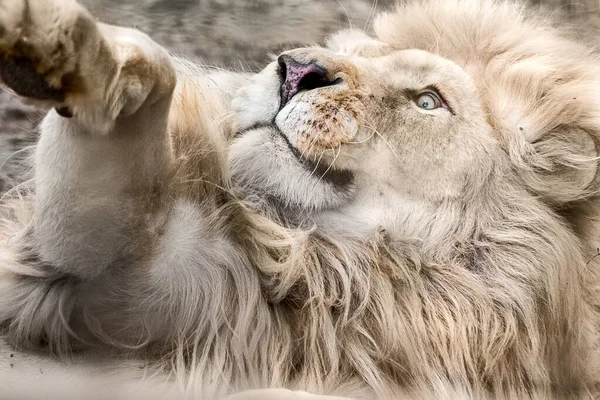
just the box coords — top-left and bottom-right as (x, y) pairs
(278, 55), (339, 107)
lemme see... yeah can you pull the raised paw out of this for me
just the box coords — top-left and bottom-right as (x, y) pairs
(0, 0), (176, 132)
(0, 0), (104, 110)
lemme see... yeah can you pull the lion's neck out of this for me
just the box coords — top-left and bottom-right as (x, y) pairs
(313, 186), (469, 250)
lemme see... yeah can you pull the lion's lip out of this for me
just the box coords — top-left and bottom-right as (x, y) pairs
(268, 122), (302, 158)
(234, 122), (273, 138)
(234, 121), (302, 155)
(235, 121), (354, 188)
(271, 124), (354, 187)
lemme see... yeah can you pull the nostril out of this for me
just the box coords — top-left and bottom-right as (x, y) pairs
(277, 55), (288, 82)
(278, 54), (342, 108)
(297, 71), (329, 92)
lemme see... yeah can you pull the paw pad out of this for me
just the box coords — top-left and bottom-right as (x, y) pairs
(0, 56), (65, 101)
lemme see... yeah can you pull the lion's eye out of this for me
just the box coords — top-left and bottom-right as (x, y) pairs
(416, 92), (442, 110)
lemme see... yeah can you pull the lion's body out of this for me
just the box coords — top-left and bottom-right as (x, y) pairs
(0, 1), (599, 399)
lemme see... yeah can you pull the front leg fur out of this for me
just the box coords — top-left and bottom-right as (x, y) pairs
(7, 14), (179, 278)
(0, 0), (178, 351)
(34, 91), (175, 278)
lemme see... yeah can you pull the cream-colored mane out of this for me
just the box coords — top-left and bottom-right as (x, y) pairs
(0, 1), (599, 399)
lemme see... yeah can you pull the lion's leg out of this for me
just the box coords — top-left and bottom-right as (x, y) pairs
(0, 0), (182, 352)
(0, 0), (177, 278)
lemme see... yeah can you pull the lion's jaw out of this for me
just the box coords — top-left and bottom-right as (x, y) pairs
(229, 36), (500, 240)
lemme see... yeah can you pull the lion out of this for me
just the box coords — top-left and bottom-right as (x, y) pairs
(0, 0), (599, 399)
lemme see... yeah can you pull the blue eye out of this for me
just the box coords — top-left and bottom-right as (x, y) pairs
(416, 92), (441, 110)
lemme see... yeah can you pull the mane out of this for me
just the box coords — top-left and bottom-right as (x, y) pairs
(1, 2), (599, 399)
(220, 1), (600, 397)
(237, 184), (589, 398)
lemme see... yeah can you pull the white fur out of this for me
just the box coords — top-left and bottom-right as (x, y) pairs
(1, 1), (600, 399)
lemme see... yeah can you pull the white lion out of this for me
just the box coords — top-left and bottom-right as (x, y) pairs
(0, 0), (599, 399)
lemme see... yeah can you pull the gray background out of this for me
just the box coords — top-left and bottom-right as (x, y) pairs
(0, 0), (598, 190)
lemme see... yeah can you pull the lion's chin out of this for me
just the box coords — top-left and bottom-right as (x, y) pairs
(229, 125), (355, 212)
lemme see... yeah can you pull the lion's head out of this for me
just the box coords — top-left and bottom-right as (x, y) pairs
(227, 0), (600, 397)
(231, 41), (495, 217)
(230, 0), (600, 227)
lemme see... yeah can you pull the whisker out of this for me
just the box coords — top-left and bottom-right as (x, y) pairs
(347, 129), (376, 144)
(363, 0), (379, 32)
(0, 145), (36, 173)
(359, 117), (397, 158)
(177, 177), (234, 196)
(301, 131), (324, 159)
(315, 145), (342, 188)
(309, 150), (328, 179)
(1, 178), (35, 204)
(336, 0), (354, 31)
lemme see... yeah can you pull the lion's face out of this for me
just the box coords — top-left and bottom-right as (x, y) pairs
(230, 32), (499, 233)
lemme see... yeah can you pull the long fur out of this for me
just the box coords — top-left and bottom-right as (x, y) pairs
(0, 1), (600, 399)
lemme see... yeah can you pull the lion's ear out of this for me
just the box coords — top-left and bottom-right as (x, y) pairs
(507, 125), (598, 205)
(483, 43), (600, 207)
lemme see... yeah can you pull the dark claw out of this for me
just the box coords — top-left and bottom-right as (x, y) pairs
(55, 106), (73, 118)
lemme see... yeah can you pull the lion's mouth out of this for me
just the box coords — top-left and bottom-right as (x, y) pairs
(235, 122), (354, 188)
(274, 125), (354, 187)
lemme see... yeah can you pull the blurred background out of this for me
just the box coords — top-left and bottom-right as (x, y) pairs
(0, 0), (598, 190)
